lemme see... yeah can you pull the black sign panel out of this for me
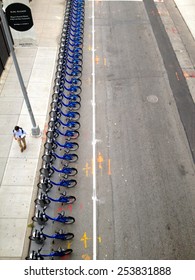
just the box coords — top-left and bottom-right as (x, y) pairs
(5, 3), (33, 32)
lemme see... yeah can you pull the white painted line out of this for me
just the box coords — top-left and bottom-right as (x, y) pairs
(89, 0), (143, 2)
(91, 0), (97, 261)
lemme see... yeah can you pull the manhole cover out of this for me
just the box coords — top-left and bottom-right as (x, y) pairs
(147, 95), (158, 103)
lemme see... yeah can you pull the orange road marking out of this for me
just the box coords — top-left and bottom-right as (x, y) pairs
(95, 55), (100, 64)
(183, 70), (195, 78)
(104, 57), (107, 66)
(175, 72), (180, 81)
(97, 152), (104, 169)
(108, 159), (111, 175)
(82, 254), (91, 260)
(41, 123), (48, 142)
(171, 27), (177, 34)
(183, 71), (190, 79)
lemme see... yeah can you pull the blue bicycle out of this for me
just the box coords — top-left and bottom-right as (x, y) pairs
(65, 66), (82, 79)
(35, 191), (76, 207)
(54, 139), (79, 151)
(63, 84), (82, 94)
(40, 166), (78, 179)
(26, 246), (72, 260)
(29, 226), (74, 244)
(42, 153), (78, 165)
(51, 99), (81, 111)
(52, 89), (81, 103)
(53, 90), (81, 103)
(32, 207), (75, 225)
(44, 136), (79, 153)
(38, 178), (77, 192)
(48, 118), (80, 131)
(55, 72), (82, 86)
(49, 106), (80, 121)
(54, 109), (80, 121)
(45, 129), (79, 141)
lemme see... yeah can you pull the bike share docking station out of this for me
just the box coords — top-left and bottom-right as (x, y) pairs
(26, 0), (85, 260)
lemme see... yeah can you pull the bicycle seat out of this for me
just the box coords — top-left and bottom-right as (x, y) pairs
(57, 247), (64, 253)
(58, 229), (64, 234)
(58, 211), (65, 216)
(60, 191), (67, 196)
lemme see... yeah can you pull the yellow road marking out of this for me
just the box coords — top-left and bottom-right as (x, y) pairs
(67, 241), (72, 249)
(98, 236), (102, 243)
(80, 232), (91, 249)
(83, 162), (91, 177)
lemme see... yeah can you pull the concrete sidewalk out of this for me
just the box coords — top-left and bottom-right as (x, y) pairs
(157, 0), (195, 103)
(174, 0), (195, 40)
(0, 0), (194, 260)
(0, 0), (65, 259)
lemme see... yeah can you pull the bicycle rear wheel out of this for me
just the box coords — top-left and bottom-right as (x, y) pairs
(65, 111), (80, 121)
(64, 217), (75, 224)
(65, 142), (79, 152)
(65, 130), (80, 140)
(63, 249), (73, 255)
(61, 179), (77, 188)
(64, 196), (76, 204)
(62, 154), (78, 163)
(66, 121), (80, 130)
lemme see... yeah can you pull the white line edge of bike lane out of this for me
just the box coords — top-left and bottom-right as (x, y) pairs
(91, 0), (97, 261)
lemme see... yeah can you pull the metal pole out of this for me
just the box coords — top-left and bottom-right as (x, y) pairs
(0, 4), (40, 136)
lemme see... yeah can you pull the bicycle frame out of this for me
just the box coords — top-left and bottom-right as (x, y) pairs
(26, 247), (72, 260)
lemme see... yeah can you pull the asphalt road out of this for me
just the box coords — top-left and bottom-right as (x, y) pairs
(28, 0), (195, 260)
(84, 0), (195, 260)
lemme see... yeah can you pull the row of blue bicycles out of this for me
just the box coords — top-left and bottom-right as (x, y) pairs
(26, 0), (85, 260)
